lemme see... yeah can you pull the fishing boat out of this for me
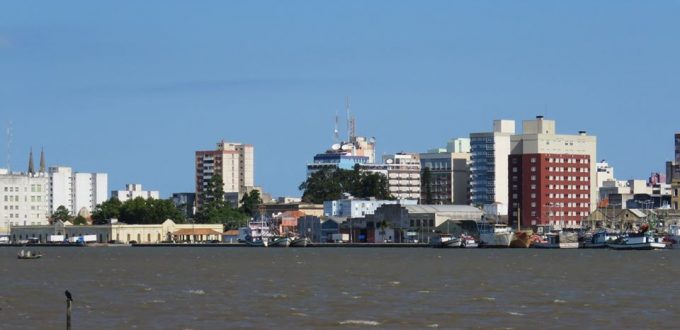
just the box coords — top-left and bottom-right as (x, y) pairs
(290, 237), (311, 247)
(478, 223), (513, 248)
(608, 224), (665, 250)
(460, 234), (478, 248)
(662, 225), (680, 249)
(580, 230), (618, 249)
(269, 236), (291, 247)
(430, 234), (462, 248)
(532, 231), (579, 249)
(17, 250), (42, 259)
(509, 231), (532, 248)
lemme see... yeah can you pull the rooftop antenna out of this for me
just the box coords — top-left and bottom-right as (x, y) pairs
(345, 96), (351, 141)
(334, 111), (339, 143)
(5, 121), (12, 172)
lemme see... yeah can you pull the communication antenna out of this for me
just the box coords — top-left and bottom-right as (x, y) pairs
(334, 111), (339, 143)
(345, 96), (351, 141)
(5, 121), (12, 172)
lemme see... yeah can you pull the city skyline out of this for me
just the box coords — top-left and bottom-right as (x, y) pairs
(2, 1), (679, 198)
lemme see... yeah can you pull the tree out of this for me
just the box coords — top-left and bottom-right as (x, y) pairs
(52, 205), (73, 223)
(73, 215), (88, 225)
(299, 167), (393, 203)
(422, 167), (433, 204)
(194, 174), (249, 226)
(239, 190), (262, 217)
(92, 198), (123, 224)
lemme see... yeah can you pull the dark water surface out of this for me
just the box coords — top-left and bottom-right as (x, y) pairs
(1, 247), (679, 329)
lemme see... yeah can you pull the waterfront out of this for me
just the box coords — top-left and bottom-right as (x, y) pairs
(1, 248), (679, 329)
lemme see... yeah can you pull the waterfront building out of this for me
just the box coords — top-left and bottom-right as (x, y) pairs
(259, 202), (324, 218)
(195, 141), (254, 209)
(0, 168), (49, 234)
(172, 193), (196, 218)
(323, 198), (417, 218)
(470, 120), (515, 214)
(508, 116), (597, 229)
(10, 219), (222, 244)
(111, 184), (159, 202)
(420, 149), (471, 205)
(297, 215), (322, 242)
(48, 166), (108, 216)
(673, 180), (680, 210)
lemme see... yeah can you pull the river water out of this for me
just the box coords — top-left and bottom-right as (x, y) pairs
(1, 247), (678, 329)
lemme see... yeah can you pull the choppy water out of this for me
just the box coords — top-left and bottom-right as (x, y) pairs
(1, 247), (679, 329)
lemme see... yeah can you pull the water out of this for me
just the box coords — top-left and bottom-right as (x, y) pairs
(1, 247), (679, 329)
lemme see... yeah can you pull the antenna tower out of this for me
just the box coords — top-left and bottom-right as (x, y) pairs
(345, 96), (351, 141)
(5, 121), (12, 172)
(334, 111), (339, 143)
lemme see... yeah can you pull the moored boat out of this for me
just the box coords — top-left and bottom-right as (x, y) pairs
(431, 234), (462, 248)
(17, 250), (42, 259)
(269, 236), (291, 247)
(478, 223), (513, 248)
(580, 230), (618, 249)
(662, 225), (680, 249)
(460, 234), (478, 248)
(532, 231), (579, 249)
(290, 237), (311, 247)
(607, 232), (666, 250)
(509, 231), (532, 248)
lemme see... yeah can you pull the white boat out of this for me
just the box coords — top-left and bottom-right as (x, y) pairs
(430, 234), (462, 248)
(478, 223), (513, 248)
(290, 237), (311, 247)
(460, 234), (478, 248)
(608, 233), (666, 250)
(662, 225), (680, 249)
(269, 237), (291, 247)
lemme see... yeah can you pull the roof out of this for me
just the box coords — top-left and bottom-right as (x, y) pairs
(173, 228), (222, 236)
(628, 209), (647, 218)
(402, 205), (483, 214)
(223, 230), (239, 236)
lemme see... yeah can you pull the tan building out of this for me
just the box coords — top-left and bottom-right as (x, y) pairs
(10, 219), (223, 244)
(420, 151), (470, 205)
(673, 179), (680, 210)
(195, 141), (254, 208)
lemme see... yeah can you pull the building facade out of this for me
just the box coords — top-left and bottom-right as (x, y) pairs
(420, 150), (471, 205)
(323, 198), (417, 218)
(172, 193), (196, 218)
(195, 141), (254, 208)
(112, 184), (160, 202)
(0, 169), (49, 234)
(470, 120), (515, 214)
(508, 116), (597, 228)
(48, 166), (108, 216)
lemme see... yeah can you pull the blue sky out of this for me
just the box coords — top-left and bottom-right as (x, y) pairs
(1, 1), (679, 198)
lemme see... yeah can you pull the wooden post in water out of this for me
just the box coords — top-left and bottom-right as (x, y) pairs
(65, 290), (73, 330)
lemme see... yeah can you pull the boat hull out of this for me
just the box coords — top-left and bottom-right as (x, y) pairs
(608, 242), (666, 250)
(509, 231), (532, 248)
(270, 237), (291, 247)
(290, 238), (310, 247)
(533, 242), (579, 249)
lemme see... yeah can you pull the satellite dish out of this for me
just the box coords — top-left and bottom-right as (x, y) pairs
(341, 144), (353, 151)
(386, 159), (393, 164)
(369, 137), (376, 144)
(331, 144), (341, 151)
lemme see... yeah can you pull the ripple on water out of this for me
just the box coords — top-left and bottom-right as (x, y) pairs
(186, 289), (205, 295)
(339, 320), (381, 326)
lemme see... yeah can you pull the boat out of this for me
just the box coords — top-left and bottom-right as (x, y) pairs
(478, 223), (513, 248)
(269, 236), (291, 247)
(290, 237), (311, 247)
(460, 234), (478, 248)
(509, 231), (532, 248)
(430, 234), (462, 248)
(532, 231), (579, 249)
(608, 224), (666, 250)
(17, 250), (42, 259)
(662, 224), (680, 249)
(580, 230), (618, 248)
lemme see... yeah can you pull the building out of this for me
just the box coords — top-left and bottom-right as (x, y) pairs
(10, 219), (222, 244)
(111, 184), (160, 202)
(0, 169), (49, 234)
(595, 160), (615, 193)
(672, 180), (680, 210)
(447, 138), (471, 153)
(368, 204), (483, 243)
(297, 215), (322, 242)
(420, 149), (471, 205)
(379, 153), (421, 201)
(508, 116), (597, 229)
(48, 166), (108, 216)
(195, 141), (254, 208)
(259, 202), (324, 219)
(172, 193), (196, 218)
(323, 198), (417, 218)
(470, 120), (515, 214)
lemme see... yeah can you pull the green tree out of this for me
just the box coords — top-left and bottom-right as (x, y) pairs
(73, 215), (88, 225)
(52, 205), (73, 223)
(239, 190), (262, 217)
(422, 167), (433, 204)
(299, 168), (344, 204)
(92, 198), (123, 224)
(195, 174), (249, 226)
(299, 167), (392, 203)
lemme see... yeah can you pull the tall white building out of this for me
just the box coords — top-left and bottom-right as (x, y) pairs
(48, 166), (108, 216)
(469, 120), (515, 213)
(361, 153), (421, 201)
(195, 141), (254, 208)
(112, 184), (160, 202)
(0, 169), (49, 234)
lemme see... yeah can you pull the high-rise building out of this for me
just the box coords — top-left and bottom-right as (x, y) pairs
(307, 136), (375, 176)
(1, 151), (50, 233)
(676, 133), (680, 164)
(508, 116), (597, 229)
(420, 149), (471, 205)
(49, 166), (108, 216)
(470, 120), (515, 213)
(195, 141), (254, 208)
(112, 184), (159, 202)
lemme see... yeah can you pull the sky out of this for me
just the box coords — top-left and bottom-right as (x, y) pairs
(1, 1), (679, 198)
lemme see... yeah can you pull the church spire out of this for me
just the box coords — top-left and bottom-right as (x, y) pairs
(39, 147), (46, 173)
(28, 148), (35, 175)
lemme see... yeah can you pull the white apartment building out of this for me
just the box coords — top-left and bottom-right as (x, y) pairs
(48, 166), (108, 216)
(469, 120), (515, 214)
(361, 153), (421, 201)
(324, 198), (417, 218)
(112, 184), (160, 202)
(0, 169), (49, 234)
(195, 141), (254, 208)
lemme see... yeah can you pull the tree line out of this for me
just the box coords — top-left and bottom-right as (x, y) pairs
(298, 165), (393, 204)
